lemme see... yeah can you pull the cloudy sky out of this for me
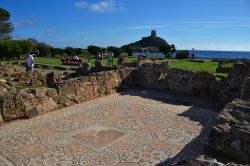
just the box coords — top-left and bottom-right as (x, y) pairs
(1, 0), (250, 51)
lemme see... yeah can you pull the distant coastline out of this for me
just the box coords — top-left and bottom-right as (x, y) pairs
(133, 50), (250, 59)
(191, 50), (250, 59)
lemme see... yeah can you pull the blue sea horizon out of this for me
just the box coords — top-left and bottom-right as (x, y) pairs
(191, 50), (250, 59)
(133, 50), (250, 59)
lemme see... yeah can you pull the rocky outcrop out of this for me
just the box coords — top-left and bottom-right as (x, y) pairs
(208, 99), (250, 164)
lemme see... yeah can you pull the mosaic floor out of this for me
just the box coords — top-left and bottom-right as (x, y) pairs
(0, 90), (218, 166)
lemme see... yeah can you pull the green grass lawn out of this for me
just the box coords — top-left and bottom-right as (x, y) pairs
(34, 56), (139, 66)
(170, 60), (219, 73)
(34, 57), (62, 65)
(33, 57), (225, 72)
(28, 57), (233, 80)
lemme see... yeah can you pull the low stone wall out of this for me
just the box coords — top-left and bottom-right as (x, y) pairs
(137, 61), (250, 103)
(208, 99), (250, 164)
(219, 62), (250, 103)
(0, 67), (136, 122)
(241, 77), (250, 100)
(0, 88), (59, 121)
(56, 67), (136, 105)
(137, 61), (219, 99)
(0, 65), (20, 77)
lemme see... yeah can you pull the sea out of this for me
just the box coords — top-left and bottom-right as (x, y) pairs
(132, 50), (250, 59)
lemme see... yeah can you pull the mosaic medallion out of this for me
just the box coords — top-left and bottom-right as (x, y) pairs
(66, 124), (128, 152)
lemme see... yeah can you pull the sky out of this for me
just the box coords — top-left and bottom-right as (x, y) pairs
(1, 0), (250, 51)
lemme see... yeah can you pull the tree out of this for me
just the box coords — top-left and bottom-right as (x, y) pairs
(65, 47), (75, 56)
(0, 40), (12, 59)
(0, 8), (14, 39)
(37, 43), (50, 57)
(75, 48), (83, 56)
(12, 41), (23, 57)
(107, 46), (121, 58)
(121, 45), (133, 56)
(87, 45), (101, 55)
(176, 50), (189, 59)
(27, 38), (39, 48)
(19, 40), (33, 54)
(159, 44), (171, 58)
(169, 44), (176, 58)
(50, 47), (63, 57)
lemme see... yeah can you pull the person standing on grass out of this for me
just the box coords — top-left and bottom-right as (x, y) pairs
(26, 52), (34, 73)
(108, 52), (113, 65)
(192, 48), (195, 59)
(97, 53), (101, 60)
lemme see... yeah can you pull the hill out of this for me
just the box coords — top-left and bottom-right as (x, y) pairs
(123, 30), (169, 49)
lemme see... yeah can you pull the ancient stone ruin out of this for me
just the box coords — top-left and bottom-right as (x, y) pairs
(0, 60), (249, 165)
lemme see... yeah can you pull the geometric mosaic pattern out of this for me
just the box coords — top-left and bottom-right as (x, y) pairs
(0, 90), (217, 166)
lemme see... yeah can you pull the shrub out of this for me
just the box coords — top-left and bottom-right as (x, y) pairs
(176, 50), (189, 59)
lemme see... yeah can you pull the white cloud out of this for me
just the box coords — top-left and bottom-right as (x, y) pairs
(74, 0), (124, 13)
(45, 28), (57, 33)
(74, 1), (88, 8)
(14, 19), (37, 27)
(222, 17), (250, 21)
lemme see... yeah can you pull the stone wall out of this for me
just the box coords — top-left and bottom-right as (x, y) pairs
(0, 88), (59, 121)
(0, 67), (136, 122)
(1, 61), (249, 123)
(0, 65), (21, 77)
(208, 99), (250, 164)
(56, 67), (136, 106)
(137, 61), (219, 99)
(241, 77), (250, 100)
(137, 60), (250, 103)
(219, 62), (250, 103)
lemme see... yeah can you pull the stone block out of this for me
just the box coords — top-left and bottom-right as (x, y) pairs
(34, 88), (47, 98)
(208, 99), (250, 164)
(46, 72), (61, 87)
(26, 107), (38, 119)
(240, 77), (250, 100)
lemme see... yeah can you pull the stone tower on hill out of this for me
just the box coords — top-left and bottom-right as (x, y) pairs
(122, 30), (168, 49)
(151, 30), (157, 37)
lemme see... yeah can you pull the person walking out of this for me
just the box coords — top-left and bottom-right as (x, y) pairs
(26, 52), (34, 73)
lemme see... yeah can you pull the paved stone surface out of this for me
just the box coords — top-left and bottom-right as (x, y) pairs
(0, 90), (218, 166)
